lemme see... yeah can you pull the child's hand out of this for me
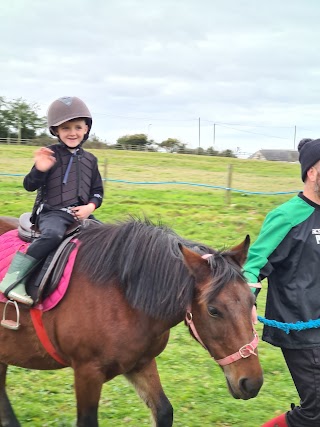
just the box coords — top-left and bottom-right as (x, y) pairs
(70, 203), (95, 221)
(34, 147), (56, 172)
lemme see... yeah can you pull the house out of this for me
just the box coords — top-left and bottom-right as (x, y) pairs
(249, 149), (299, 162)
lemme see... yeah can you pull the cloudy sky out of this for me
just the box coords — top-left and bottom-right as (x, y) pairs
(1, 0), (320, 155)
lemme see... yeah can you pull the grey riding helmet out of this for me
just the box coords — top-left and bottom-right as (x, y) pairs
(47, 96), (92, 141)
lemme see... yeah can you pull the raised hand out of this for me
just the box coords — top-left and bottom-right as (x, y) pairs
(34, 147), (57, 172)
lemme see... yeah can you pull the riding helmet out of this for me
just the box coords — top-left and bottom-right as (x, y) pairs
(47, 96), (92, 141)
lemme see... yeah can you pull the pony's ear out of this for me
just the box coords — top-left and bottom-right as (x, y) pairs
(178, 243), (210, 283)
(229, 235), (250, 267)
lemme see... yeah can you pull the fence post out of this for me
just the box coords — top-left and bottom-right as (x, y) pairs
(103, 158), (108, 191)
(225, 164), (233, 205)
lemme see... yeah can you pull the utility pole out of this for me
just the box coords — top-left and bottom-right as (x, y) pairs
(198, 117), (201, 147)
(293, 125), (297, 150)
(213, 123), (216, 147)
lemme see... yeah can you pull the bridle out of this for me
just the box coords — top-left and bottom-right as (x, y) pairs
(185, 253), (259, 367)
(185, 310), (258, 366)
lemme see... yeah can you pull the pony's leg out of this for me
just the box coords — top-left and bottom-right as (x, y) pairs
(73, 363), (105, 427)
(125, 358), (173, 427)
(0, 363), (20, 427)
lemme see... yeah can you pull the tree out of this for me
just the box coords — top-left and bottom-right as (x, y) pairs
(218, 149), (236, 158)
(117, 134), (148, 146)
(27, 132), (55, 146)
(206, 146), (219, 156)
(86, 134), (108, 149)
(159, 138), (186, 153)
(0, 97), (8, 138)
(194, 147), (206, 155)
(0, 97), (46, 142)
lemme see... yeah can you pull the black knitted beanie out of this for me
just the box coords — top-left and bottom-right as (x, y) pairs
(298, 138), (320, 181)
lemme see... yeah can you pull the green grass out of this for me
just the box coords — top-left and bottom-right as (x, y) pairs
(0, 146), (301, 426)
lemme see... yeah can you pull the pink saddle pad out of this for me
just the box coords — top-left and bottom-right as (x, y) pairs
(0, 229), (79, 311)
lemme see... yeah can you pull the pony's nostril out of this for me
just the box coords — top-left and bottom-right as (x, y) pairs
(239, 378), (251, 395)
(239, 377), (262, 398)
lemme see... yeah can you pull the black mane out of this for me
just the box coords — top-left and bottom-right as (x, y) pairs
(77, 218), (245, 320)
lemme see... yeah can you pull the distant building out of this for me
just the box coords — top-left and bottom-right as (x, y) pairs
(249, 149), (299, 162)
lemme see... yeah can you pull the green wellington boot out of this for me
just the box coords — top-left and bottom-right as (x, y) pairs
(0, 251), (38, 306)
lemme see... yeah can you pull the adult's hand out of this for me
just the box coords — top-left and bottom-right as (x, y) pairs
(252, 305), (258, 325)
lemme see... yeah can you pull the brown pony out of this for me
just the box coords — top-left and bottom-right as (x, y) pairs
(0, 216), (263, 427)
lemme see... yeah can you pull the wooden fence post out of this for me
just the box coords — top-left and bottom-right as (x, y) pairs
(103, 158), (108, 191)
(225, 164), (233, 205)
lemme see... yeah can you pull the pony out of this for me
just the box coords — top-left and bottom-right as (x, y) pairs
(0, 216), (263, 427)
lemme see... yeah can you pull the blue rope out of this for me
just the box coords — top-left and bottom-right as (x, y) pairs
(258, 316), (320, 334)
(0, 173), (300, 195)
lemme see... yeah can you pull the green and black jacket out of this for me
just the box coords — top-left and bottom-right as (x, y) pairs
(244, 192), (320, 349)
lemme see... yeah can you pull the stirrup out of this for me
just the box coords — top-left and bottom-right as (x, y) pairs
(1, 300), (20, 330)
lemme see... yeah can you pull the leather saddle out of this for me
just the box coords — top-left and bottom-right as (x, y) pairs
(18, 212), (81, 243)
(17, 212), (82, 304)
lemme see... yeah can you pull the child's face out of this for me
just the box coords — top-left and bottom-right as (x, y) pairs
(55, 119), (88, 148)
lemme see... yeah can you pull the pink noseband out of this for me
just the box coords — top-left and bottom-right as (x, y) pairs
(215, 332), (258, 366)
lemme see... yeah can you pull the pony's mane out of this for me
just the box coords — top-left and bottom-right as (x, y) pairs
(77, 218), (245, 320)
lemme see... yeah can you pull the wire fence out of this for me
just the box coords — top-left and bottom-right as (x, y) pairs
(0, 173), (301, 196)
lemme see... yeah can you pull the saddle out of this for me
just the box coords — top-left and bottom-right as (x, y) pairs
(18, 212), (81, 243)
(18, 212), (82, 305)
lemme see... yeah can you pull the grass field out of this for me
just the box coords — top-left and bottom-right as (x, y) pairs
(0, 145), (302, 426)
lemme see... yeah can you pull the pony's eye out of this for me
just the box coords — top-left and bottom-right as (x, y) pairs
(207, 306), (220, 317)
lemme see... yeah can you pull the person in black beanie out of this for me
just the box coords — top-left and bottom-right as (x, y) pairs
(297, 138), (320, 181)
(243, 138), (320, 426)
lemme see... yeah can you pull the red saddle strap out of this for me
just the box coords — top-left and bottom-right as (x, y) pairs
(30, 308), (68, 366)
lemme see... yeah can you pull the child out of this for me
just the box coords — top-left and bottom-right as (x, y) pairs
(0, 96), (104, 306)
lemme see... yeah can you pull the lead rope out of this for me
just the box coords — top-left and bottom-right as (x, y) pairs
(258, 316), (320, 334)
(250, 284), (320, 334)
